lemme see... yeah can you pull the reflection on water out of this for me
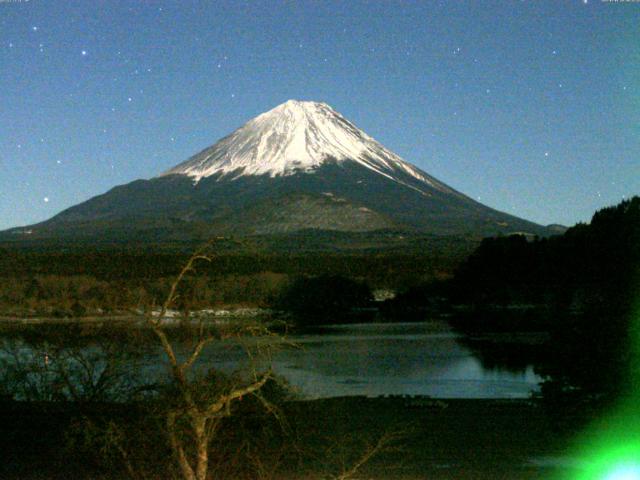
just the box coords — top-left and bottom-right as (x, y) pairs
(272, 321), (541, 398)
(0, 320), (542, 399)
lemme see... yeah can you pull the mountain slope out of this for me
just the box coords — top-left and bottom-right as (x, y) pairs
(163, 100), (459, 197)
(1, 100), (551, 244)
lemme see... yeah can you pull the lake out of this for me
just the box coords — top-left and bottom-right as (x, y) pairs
(272, 321), (541, 398)
(0, 320), (542, 400)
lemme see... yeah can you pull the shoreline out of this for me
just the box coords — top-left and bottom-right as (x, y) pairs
(0, 396), (578, 479)
(0, 307), (272, 325)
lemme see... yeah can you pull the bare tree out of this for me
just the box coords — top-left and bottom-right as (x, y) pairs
(144, 242), (280, 480)
(1, 243), (408, 480)
(0, 324), (145, 403)
(324, 429), (406, 480)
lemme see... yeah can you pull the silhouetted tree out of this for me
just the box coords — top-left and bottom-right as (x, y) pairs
(451, 196), (640, 412)
(277, 275), (372, 325)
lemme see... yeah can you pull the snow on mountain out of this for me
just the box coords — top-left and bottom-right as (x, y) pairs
(162, 100), (456, 196)
(0, 99), (552, 244)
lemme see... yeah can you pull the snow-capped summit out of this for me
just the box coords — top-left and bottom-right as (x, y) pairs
(162, 100), (452, 195)
(3, 100), (551, 244)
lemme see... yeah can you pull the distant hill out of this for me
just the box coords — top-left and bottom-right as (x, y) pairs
(454, 196), (639, 302)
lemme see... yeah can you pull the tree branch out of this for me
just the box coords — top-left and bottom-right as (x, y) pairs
(206, 371), (272, 417)
(180, 336), (214, 374)
(153, 243), (214, 327)
(167, 411), (197, 480)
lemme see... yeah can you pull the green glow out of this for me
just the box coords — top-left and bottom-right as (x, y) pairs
(568, 433), (640, 480)
(563, 296), (640, 480)
(603, 464), (640, 480)
(570, 440), (640, 480)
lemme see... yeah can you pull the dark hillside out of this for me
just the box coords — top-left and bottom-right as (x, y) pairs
(450, 196), (640, 413)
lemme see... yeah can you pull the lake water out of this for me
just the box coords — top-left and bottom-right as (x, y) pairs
(0, 320), (542, 399)
(272, 321), (541, 398)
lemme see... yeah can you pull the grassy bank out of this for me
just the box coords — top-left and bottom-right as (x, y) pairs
(1, 397), (577, 479)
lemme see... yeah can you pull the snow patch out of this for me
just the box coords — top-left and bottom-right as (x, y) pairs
(162, 100), (458, 196)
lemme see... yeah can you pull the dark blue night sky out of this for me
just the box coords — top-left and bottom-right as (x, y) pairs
(1, 0), (638, 230)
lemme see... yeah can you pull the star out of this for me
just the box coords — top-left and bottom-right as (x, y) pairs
(56, 160), (61, 164)
(81, 50), (87, 56)
(544, 152), (549, 157)
(32, 26), (38, 31)
(43, 197), (49, 203)
(127, 97), (132, 102)
(8, 42), (14, 48)
(552, 50), (557, 55)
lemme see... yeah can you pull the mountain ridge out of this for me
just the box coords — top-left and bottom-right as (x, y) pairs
(1, 100), (554, 247)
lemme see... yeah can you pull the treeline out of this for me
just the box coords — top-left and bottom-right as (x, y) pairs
(276, 275), (374, 325)
(452, 196), (639, 311)
(451, 196), (640, 411)
(0, 251), (455, 283)
(0, 273), (290, 317)
(0, 251), (458, 318)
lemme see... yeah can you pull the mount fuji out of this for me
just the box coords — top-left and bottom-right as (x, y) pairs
(2, 100), (551, 246)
